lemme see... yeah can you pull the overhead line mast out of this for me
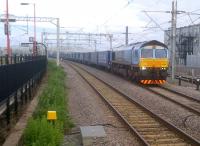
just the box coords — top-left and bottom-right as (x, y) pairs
(142, 0), (196, 81)
(171, 0), (177, 81)
(6, 0), (11, 59)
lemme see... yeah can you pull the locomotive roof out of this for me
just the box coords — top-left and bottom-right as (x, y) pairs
(115, 40), (168, 51)
(129, 40), (167, 48)
(140, 40), (168, 48)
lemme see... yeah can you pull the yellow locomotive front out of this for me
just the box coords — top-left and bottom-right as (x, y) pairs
(138, 43), (169, 84)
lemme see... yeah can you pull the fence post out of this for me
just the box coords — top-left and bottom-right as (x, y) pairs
(29, 80), (32, 99)
(196, 79), (200, 90)
(20, 86), (24, 105)
(13, 55), (18, 114)
(5, 55), (9, 65)
(4, 54), (10, 124)
(20, 55), (23, 63)
(10, 56), (13, 64)
(0, 56), (2, 65)
(25, 84), (28, 103)
(6, 96), (10, 125)
(192, 69), (194, 84)
(14, 55), (17, 64)
(178, 76), (182, 86)
(31, 78), (34, 95)
(14, 91), (18, 115)
(19, 55), (21, 63)
(18, 55), (21, 63)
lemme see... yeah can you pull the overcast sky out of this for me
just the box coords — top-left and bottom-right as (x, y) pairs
(0, 0), (200, 48)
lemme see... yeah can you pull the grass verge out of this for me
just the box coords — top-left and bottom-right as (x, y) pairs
(24, 61), (74, 146)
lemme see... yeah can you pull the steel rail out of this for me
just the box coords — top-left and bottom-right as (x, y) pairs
(144, 86), (200, 116)
(159, 85), (200, 103)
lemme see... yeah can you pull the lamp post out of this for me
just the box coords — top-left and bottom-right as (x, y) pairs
(21, 3), (36, 56)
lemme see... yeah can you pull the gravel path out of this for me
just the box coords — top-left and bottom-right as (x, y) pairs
(62, 62), (141, 146)
(72, 62), (200, 141)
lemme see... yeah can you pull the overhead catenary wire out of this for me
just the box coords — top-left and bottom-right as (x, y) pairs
(41, 1), (200, 52)
(61, 1), (200, 50)
(142, 8), (200, 29)
(102, 0), (134, 26)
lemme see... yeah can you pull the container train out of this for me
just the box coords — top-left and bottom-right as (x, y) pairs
(62, 40), (169, 84)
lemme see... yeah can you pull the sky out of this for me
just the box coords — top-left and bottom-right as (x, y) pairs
(0, 0), (200, 50)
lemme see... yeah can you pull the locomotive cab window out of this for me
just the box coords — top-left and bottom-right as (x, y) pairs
(155, 49), (167, 58)
(141, 49), (153, 58)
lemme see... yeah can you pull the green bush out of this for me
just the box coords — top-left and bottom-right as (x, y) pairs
(24, 117), (63, 146)
(24, 61), (74, 146)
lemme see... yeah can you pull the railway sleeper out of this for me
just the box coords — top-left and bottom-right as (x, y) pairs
(127, 116), (155, 120)
(118, 109), (146, 114)
(143, 133), (179, 140)
(125, 114), (153, 118)
(111, 103), (133, 107)
(131, 123), (161, 128)
(127, 114), (153, 117)
(138, 127), (169, 132)
(147, 138), (185, 145)
(151, 143), (192, 146)
(128, 118), (156, 123)
(189, 104), (200, 110)
(126, 116), (154, 120)
(107, 100), (130, 103)
(140, 130), (177, 135)
(113, 105), (141, 109)
(127, 120), (158, 125)
(113, 107), (143, 112)
(110, 101), (135, 105)
(119, 110), (147, 115)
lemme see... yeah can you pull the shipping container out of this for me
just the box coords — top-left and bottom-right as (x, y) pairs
(98, 51), (112, 68)
(83, 52), (91, 63)
(80, 53), (84, 62)
(114, 49), (132, 64)
(90, 52), (98, 65)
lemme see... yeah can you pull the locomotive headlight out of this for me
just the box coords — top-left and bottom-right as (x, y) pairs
(141, 67), (147, 70)
(161, 67), (167, 70)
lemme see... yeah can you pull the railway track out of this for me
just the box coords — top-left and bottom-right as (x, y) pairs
(69, 62), (200, 146)
(159, 86), (200, 103)
(144, 86), (200, 116)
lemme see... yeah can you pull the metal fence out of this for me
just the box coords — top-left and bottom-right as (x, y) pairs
(0, 55), (47, 124)
(186, 54), (200, 68)
(176, 65), (200, 77)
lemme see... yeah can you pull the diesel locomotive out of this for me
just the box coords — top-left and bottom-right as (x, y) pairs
(63, 40), (169, 84)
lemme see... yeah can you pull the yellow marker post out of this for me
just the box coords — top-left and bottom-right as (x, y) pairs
(47, 111), (57, 125)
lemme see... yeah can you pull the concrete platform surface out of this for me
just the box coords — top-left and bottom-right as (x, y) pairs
(80, 126), (107, 146)
(80, 126), (106, 138)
